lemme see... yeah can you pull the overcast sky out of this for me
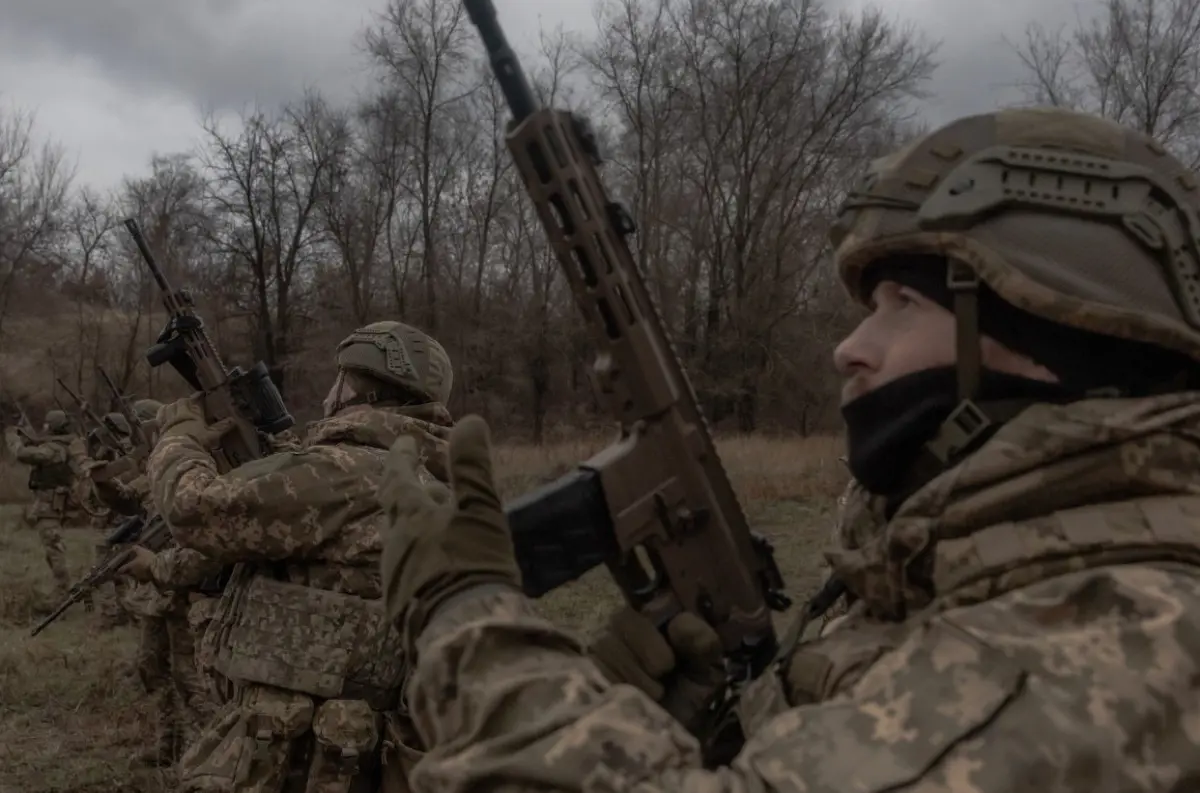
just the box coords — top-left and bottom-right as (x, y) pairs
(0, 0), (1089, 191)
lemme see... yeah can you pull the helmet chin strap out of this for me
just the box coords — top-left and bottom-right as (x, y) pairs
(923, 262), (993, 464)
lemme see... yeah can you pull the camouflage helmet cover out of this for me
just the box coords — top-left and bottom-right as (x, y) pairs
(830, 106), (1200, 363)
(132, 399), (163, 423)
(335, 321), (453, 404)
(104, 412), (131, 436)
(44, 409), (69, 433)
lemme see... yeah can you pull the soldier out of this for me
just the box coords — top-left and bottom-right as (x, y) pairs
(4, 408), (87, 601)
(90, 396), (225, 766)
(377, 107), (1200, 791)
(139, 321), (454, 792)
(80, 411), (141, 627)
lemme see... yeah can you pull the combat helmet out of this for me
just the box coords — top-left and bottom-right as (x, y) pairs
(831, 106), (1200, 460)
(335, 321), (453, 405)
(44, 409), (70, 434)
(103, 412), (131, 437)
(132, 399), (163, 424)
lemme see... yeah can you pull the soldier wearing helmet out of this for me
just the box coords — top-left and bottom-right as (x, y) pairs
(130, 321), (453, 790)
(374, 108), (1200, 789)
(5, 407), (88, 600)
(87, 392), (221, 767)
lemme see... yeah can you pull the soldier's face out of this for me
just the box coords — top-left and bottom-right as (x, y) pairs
(833, 280), (1056, 405)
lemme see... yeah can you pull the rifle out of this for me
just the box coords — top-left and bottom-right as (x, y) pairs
(98, 366), (151, 455)
(13, 399), (38, 441)
(56, 378), (123, 451)
(30, 513), (169, 636)
(122, 218), (293, 470)
(465, 0), (789, 731)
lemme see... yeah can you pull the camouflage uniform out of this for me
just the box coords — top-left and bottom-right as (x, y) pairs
(384, 108), (1200, 792)
(83, 411), (138, 626)
(93, 399), (221, 765)
(149, 321), (453, 793)
(4, 410), (87, 599)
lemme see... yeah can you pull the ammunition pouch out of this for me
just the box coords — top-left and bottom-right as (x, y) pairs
(205, 571), (406, 710)
(28, 461), (73, 491)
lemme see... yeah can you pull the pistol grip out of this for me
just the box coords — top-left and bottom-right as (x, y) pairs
(506, 468), (618, 597)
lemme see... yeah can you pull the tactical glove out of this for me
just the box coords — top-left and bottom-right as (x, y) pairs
(379, 414), (521, 646)
(588, 606), (726, 734)
(157, 395), (235, 449)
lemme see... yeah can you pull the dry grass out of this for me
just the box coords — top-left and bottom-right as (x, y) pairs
(0, 459), (28, 505)
(0, 434), (845, 792)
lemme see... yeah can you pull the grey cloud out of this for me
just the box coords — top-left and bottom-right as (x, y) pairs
(0, 0), (381, 110)
(0, 0), (1093, 122)
(881, 0), (1100, 123)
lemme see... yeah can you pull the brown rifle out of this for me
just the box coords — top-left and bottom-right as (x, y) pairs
(122, 218), (293, 470)
(465, 0), (789, 758)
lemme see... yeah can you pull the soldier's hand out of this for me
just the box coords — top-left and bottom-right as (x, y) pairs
(117, 545), (156, 583)
(588, 607), (725, 734)
(157, 394), (236, 449)
(379, 414), (520, 644)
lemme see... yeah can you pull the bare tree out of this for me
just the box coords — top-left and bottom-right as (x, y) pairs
(1011, 0), (1200, 165)
(588, 0), (933, 429)
(320, 93), (410, 325)
(57, 187), (117, 396)
(199, 93), (344, 395)
(365, 0), (480, 331)
(0, 106), (73, 338)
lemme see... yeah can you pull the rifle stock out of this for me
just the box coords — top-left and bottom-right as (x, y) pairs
(122, 218), (293, 472)
(465, 0), (789, 685)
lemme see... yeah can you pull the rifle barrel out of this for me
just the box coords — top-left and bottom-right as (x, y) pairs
(122, 218), (170, 291)
(463, 0), (538, 123)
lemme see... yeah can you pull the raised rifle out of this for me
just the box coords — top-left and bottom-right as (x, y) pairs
(98, 366), (151, 456)
(122, 218), (293, 470)
(464, 0), (790, 761)
(13, 399), (39, 441)
(56, 378), (124, 452)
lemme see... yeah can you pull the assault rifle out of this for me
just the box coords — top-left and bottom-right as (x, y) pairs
(30, 513), (169, 636)
(13, 399), (38, 441)
(122, 218), (294, 470)
(465, 0), (790, 750)
(98, 366), (151, 456)
(56, 378), (124, 452)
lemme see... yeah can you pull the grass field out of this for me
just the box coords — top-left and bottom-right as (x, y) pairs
(0, 434), (846, 793)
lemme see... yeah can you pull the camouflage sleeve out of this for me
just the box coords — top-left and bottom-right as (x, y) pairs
(3, 427), (21, 457)
(149, 546), (223, 589)
(93, 470), (148, 515)
(10, 437), (66, 466)
(408, 586), (1118, 793)
(67, 437), (89, 473)
(147, 432), (350, 561)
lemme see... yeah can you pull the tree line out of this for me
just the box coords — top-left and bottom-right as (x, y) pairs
(2, 0), (1198, 440)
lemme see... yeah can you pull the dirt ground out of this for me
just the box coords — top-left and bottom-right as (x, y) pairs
(0, 434), (843, 792)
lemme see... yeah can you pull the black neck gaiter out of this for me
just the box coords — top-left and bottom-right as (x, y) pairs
(842, 366), (1075, 497)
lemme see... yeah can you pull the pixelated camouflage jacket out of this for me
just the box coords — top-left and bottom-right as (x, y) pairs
(402, 392), (1200, 793)
(149, 403), (451, 597)
(5, 429), (88, 515)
